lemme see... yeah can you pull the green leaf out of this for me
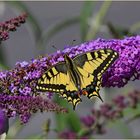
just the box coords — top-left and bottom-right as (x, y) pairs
(0, 62), (9, 70)
(130, 21), (140, 33)
(37, 16), (80, 50)
(7, 115), (37, 139)
(6, 119), (22, 139)
(80, 1), (94, 41)
(123, 104), (140, 123)
(86, 1), (112, 40)
(26, 133), (45, 139)
(54, 101), (65, 131)
(67, 110), (81, 132)
(107, 22), (135, 38)
(54, 95), (81, 132)
(54, 96), (71, 132)
(0, 44), (9, 69)
(106, 22), (122, 38)
(7, 1), (42, 43)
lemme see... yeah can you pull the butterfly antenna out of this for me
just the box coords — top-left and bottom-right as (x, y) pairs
(52, 45), (58, 50)
(70, 39), (76, 46)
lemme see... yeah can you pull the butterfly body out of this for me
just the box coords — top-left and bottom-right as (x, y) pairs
(36, 49), (119, 109)
(64, 54), (82, 91)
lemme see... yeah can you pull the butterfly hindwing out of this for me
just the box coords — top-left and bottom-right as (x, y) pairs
(73, 49), (118, 100)
(36, 62), (81, 109)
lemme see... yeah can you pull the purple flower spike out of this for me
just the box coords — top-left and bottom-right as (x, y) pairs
(0, 94), (67, 123)
(0, 13), (27, 43)
(0, 36), (139, 123)
(113, 95), (129, 108)
(0, 109), (9, 135)
(81, 115), (95, 127)
(0, 36), (139, 112)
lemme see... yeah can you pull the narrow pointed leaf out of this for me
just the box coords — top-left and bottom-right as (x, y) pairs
(7, 1), (42, 43)
(80, 1), (94, 41)
(37, 16), (80, 49)
(86, 1), (112, 40)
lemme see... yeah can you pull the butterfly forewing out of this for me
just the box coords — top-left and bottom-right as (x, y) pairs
(73, 49), (118, 99)
(36, 62), (82, 109)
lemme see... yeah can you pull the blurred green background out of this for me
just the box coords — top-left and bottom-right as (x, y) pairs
(0, 1), (140, 139)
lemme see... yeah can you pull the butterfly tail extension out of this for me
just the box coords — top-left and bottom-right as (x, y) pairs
(97, 93), (103, 102)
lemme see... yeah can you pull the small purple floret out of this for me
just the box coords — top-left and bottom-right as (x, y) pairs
(0, 13), (27, 42)
(0, 109), (9, 135)
(81, 115), (95, 127)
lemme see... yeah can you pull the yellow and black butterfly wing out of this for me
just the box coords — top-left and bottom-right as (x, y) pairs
(73, 49), (118, 100)
(36, 62), (81, 109)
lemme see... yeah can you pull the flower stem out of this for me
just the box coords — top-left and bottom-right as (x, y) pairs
(125, 113), (140, 124)
(86, 1), (112, 40)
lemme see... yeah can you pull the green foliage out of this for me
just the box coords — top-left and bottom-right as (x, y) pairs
(109, 120), (133, 138)
(80, 1), (94, 41)
(107, 22), (135, 38)
(37, 16), (80, 50)
(0, 46), (9, 69)
(7, 1), (42, 43)
(54, 95), (81, 132)
(86, 1), (112, 40)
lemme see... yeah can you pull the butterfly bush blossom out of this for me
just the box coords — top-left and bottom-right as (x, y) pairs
(0, 95), (67, 123)
(0, 109), (9, 135)
(0, 13), (27, 133)
(0, 35), (140, 123)
(0, 13), (27, 42)
(0, 13), (67, 124)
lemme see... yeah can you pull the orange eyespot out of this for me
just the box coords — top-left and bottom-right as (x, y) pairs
(82, 90), (88, 96)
